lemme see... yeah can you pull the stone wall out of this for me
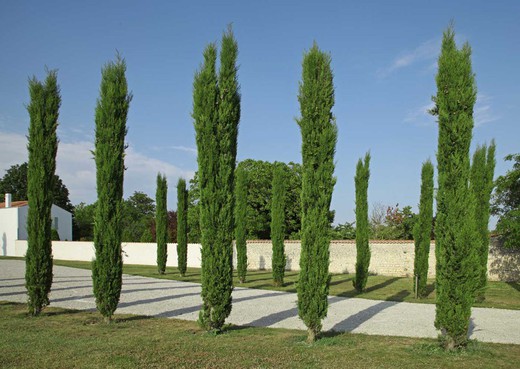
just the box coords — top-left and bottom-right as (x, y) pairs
(12, 237), (519, 281)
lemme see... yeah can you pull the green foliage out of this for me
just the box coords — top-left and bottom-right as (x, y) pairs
(296, 43), (337, 342)
(271, 163), (286, 286)
(470, 142), (496, 300)
(353, 153), (371, 293)
(156, 174), (168, 274)
(177, 178), (188, 277)
(369, 203), (417, 240)
(25, 70), (60, 315)
(0, 162), (73, 212)
(73, 202), (96, 241)
(431, 26), (479, 349)
(92, 55), (131, 321)
(189, 160), (302, 241)
(121, 191), (155, 242)
(413, 160), (434, 298)
(51, 229), (60, 241)
(234, 166), (248, 283)
(187, 173), (201, 243)
(492, 153), (520, 248)
(194, 27), (240, 331)
(330, 222), (356, 240)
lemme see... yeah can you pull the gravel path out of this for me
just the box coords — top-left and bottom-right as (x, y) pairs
(2, 259), (519, 344)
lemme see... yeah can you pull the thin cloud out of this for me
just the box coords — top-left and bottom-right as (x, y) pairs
(0, 130), (195, 207)
(404, 101), (436, 126)
(378, 38), (440, 78)
(170, 145), (197, 154)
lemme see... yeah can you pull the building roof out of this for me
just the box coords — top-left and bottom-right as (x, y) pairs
(0, 201), (29, 208)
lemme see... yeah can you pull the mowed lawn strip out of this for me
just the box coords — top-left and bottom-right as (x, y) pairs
(2, 256), (519, 310)
(1, 301), (519, 369)
(49, 259), (520, 310)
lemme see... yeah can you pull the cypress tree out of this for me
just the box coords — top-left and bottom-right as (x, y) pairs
(271, 162), (286, 287)
(296, 43), (337, 343)
(156, 173), (168, 274)
(92, 55), (131, 322)
(432, 25), (479, 349)
(353, 153), (371, 293)
(235, 166), (248, 283)
(413, 160), (434, 298)
(25, 70), (60, 316)
(193, 27), (240, 332)
(177, 178), (188, 277)
(470, 141), (496, 301)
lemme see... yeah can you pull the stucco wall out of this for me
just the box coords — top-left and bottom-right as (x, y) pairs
(0, 208), (19, 256)
(12, 238), (519, 281)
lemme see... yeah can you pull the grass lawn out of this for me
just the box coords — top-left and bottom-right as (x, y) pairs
(1, 301), (519, 369)
(47, 258), (520, 310)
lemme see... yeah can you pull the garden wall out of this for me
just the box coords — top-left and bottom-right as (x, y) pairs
(13, 238), (519, 281)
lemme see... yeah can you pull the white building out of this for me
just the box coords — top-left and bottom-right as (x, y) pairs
(0, 193), (73, 256)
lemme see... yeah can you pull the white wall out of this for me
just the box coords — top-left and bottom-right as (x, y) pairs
(51, 205), (72, 241)
(0, 208), (19, 256)
(12, 239), (520, 282)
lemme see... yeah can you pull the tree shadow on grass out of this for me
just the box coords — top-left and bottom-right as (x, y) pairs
(507, 282), (520, 293)
(329, 276), (354, 287)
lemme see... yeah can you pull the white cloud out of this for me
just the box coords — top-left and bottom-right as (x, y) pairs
(170, 145), (197, 154)
(0, 131), (195, 208)
(475, 94), (500, 127)
(404, 101), (436, 126)
(404, 93), (499, 128)
(378, 38), (440, 78)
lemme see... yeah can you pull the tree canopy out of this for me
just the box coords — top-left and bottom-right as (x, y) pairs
(0, 162), (73, 212)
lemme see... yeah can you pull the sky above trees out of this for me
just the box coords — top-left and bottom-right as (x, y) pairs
(0, 1), (518, 226)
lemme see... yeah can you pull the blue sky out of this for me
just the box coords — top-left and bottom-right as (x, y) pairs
(0, 1), (518, 226)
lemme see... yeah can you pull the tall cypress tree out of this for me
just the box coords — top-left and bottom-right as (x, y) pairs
(25, 70), (60, 316)
(271, 162), (286, 287)
(413, 160), (434, 298)
(92, 55), (131, 322)
(156, 173), (168, 274)
(177, 178), (188, 277)
(235, 166), (248, 283)
(470, 141), (496, 301)
(296, 43), (337, 343)
(432, 25), (479, 349)
(194, 27), (240, 332)
(353, 153), (371, 293)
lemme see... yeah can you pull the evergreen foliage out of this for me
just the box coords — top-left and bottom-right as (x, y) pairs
(177, 178), (188, 277)
(271, 162), (286, 286)
(156, 174), (168, 274)
(25, 70), (60, 316)
(492, 153), (520, 248)
(353, 153), (371, 293)
(296, 43), (337, 343)
(92, 56), (131, 322)
(431, 26), (479, 349)
(193, 27), (240, 332)
(234, 166), (248, 283)
(470, 142), (496, 301)
(413, 160), (434, 298)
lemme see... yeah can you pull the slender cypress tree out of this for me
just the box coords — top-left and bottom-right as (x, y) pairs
(432, 25), (479, 349)
(156, 173), (168, 274)
(194, 27), (240, 332)
(296, 43), (337, 343)
(92, 55), (131, 322)
(25, 70), (60, 316)
(353, 153), (371, 293)
(177, 178), (188, 277)
(235, 166), (248, 283)
(470, 141), (496, 301)
(271, 162), (286, 287)
(413, 160), (434, 298)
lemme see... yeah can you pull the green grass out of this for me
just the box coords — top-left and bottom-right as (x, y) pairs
(2, 256), (519, 310)
(1, 301), (519, 369)
(46, 258), (520, 310)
